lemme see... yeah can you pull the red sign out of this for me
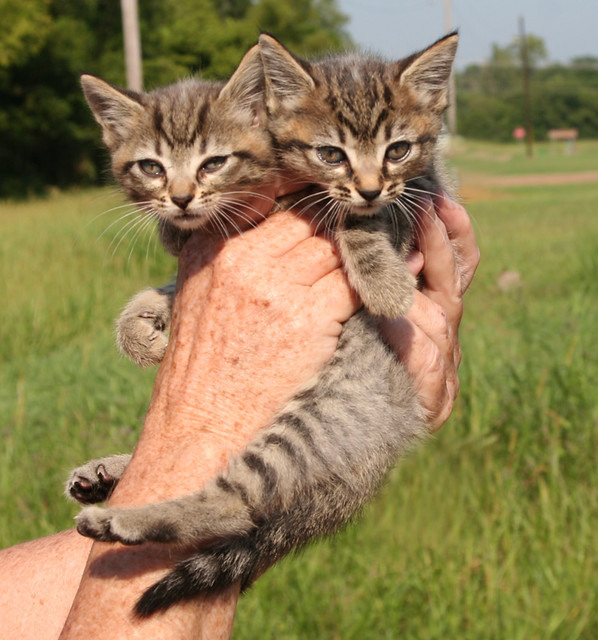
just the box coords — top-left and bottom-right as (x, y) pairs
(513, 127), (526, 140)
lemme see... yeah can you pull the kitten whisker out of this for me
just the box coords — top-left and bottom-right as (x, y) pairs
(127, 212), (159, 266)
(289, 192), (334, 224)
(211, 208), (236, 241)
(217, 201), (265, 234)
(221, 190), (277, 206)
(220, 213), (246, 239)
(285, 188), (330, 214)
(108, 208), (158, 259)
(94, 205), (152, 242)
(219, 197), (269, 225)
(110, 216), (148, 260)
(89, 200), (153, 231)
(401, 189), (446, 238)
(312, 199), (343, 237)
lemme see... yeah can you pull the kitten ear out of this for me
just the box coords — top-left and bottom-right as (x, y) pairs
(80, 74), (145, 148)
(258, 33), (315, 111)
(218, 44), (264, 113)
(398, 32), (458, 111)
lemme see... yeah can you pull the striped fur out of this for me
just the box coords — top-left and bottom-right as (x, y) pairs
(81, 44), (273, 252)
(71, 34), (458, 616)
(80, 45), (274, 364)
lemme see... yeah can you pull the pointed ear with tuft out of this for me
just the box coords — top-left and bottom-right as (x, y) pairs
(218, 44), (265, 118)
(398, 33), (459, 112)
(258, 33), (315, 112)
(80, 74), (145, 148)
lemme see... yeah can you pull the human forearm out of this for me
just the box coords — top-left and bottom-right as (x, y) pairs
(59, 212), (357, 639)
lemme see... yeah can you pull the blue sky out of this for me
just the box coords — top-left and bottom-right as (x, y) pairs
(337, 0), (598, 67)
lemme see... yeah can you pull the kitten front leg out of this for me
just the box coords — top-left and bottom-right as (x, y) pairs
(336, 213), (415, 318)
(66, 453), (131, 504)
(76, 479), (255, 545)
(116, 283), (175, 367)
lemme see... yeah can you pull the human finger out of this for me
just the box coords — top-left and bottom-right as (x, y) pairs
(405, 249), (425, 277)
(280, 234), (341, 286)
(416, 198), (459, 297)
(310, 267), (360, 324)
(434, 194), (480, 293)
(404, 289), (457, 366)
(415, 199), (463, 329)
(380, 314), (457, 431)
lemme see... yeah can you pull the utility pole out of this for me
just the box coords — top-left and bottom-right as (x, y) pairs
(121, 0), (143, 92)
(444, 0), (457, 137)
(519, 16), (534, 158)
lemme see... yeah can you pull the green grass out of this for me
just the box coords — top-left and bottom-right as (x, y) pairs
(2, 144), (598, 638)
(447, 138), (598, 177)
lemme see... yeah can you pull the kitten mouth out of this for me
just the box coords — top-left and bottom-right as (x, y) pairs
(171, 213), (206, 229)
(350, 203), (383, 216)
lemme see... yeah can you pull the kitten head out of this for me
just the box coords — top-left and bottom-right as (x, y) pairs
(259, 33), (458, 217)
(81, 45), (273, 234)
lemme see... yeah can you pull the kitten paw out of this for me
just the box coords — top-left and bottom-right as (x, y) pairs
(76, 507), (144, 545)
(116, 288), (173, 367)
(66, 454), (131, 504)
(361, 283), (414, 318)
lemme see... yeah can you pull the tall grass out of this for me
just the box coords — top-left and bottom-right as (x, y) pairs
(1, 147), (598, 638)
(0, 189), (175, 541)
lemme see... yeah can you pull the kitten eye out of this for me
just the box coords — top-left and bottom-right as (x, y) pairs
(317, 146), (347, 165)
(201, 156), (228, 172)
(385, 142), (411, 162)
(139, 159), (165, 176)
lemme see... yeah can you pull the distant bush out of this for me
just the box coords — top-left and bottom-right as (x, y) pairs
(455, 41), (598, 141)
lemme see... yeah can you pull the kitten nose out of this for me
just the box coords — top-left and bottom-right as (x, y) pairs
(171, 194), (193, 210)
(357, 188), (381, 202)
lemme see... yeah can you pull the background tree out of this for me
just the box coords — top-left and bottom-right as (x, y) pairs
(0, 0), (351, 198)
(456, 35), (598, 142)
(1, 8), (597, 198)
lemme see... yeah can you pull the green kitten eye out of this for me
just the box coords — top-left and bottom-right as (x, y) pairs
(139, 160), (165, 176)
(386, 142), (411, 162)
(201, 156), (228, 172)
(317, 146), (347, 165)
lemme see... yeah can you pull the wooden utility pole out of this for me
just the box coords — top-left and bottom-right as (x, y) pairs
(121, 0), (143, 92)
(519, 16), (534, 157)
(444, 0), (457, 137)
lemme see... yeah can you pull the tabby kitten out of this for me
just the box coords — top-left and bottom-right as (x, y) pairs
(80, 45), (273, 366)
(69, 33), (458, 616)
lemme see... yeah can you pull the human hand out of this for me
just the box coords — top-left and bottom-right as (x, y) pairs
(143, 207), (359, 473)
(380, 195), (479, 430)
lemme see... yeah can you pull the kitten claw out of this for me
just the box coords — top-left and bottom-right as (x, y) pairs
(140, 311), (166, 331)
(67, 465), (117, 504)
(66, 455), (130, 504)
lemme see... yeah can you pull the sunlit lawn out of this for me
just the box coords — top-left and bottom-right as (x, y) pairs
(1, 142), (598, 637)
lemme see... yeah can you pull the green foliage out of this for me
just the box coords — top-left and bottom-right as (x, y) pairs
(456, 35), (598, 142)
(0, 0), (351, 198)
(0, 0), (52, 67)
(2, 144), (598, 635)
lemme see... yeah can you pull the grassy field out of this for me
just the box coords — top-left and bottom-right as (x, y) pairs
(1, 142), (598, 638)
